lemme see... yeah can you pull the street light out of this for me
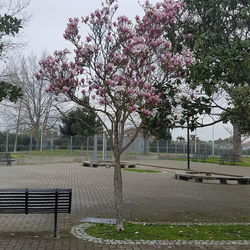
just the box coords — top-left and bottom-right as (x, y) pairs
(187, 117), (190, 170)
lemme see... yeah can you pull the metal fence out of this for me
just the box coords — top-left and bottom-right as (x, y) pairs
(0, 132), (250, 160)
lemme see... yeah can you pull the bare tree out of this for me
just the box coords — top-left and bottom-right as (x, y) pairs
(0, 0), (30, 58)
(2, 54), (60, 151)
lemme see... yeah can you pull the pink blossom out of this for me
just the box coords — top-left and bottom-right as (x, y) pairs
(141, 109), (152, 116)
(37, 0), (189, 135)
(99, 99), (105, 105)
(86, 36), (92, 42)
(129, 105), (138, 112)
(106, 63), (114, 71)
(149, 95), (161, 104)
(105, 35), (113, 42)
(167, 64), (176, 71)
(132, 44), (149, 54)
(63, 87), (70, 93)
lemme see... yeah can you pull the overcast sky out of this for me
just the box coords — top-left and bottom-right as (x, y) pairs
(22, 0), (232, 141)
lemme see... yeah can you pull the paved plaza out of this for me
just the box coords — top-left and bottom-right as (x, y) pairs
(0, 159), (249, 249)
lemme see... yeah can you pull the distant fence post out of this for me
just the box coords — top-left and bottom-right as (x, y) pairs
(93, 135), (98, 161)
(102, 133), (107, 160)
(136, 138), (139, 160)
(157, 140), (159, 158)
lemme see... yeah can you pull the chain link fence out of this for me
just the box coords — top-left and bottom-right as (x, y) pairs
(1, 132), (250, 160)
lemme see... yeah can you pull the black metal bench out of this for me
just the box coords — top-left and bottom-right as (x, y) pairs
(219, 155), (240, 165)
(192, 154), (208, 162)
(0, 152), (15, 166)
(0, 189), (72, 237)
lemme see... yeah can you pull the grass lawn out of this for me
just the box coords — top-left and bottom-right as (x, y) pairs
(175, 156), (250, 167)
(85, 222), (250, 241)
(122, 169), (160, 173)
(11, 149), (84, 158)
(10, 150), (153, 159)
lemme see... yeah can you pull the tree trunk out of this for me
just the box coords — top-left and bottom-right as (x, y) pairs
(142, 129), (149, 155)
(232, 122), (242, 159)
(14, 103), (22, 152)
(13, 126), (19, 153)
(40, 127), (44, 152)
(114, 152), (124, 231)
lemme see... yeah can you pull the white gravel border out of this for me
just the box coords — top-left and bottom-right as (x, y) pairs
(71, 222), (250, 246)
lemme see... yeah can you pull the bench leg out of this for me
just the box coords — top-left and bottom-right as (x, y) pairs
(54, 211), (58, 237)
(238, 180), (248, 185)
(195, 178), (203, 183)
(220, 179), (227, 184)
(54, 190), (58, 237)
(128, 165), (135, 168)
(179, 176), (189, 181)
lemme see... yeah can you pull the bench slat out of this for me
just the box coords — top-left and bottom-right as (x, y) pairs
(0, 209), (26, 213)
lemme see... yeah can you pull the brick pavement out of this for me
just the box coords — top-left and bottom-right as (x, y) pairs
(0, 160), (249, 249)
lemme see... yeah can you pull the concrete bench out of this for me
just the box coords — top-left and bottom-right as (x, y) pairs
(175, 171), (250, 185)
(192, 154), (208, 162)
(83, 161), (135, 168)
(219, 155), (240, 165)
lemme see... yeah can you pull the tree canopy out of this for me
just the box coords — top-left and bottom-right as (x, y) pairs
(0, 81), (22, 102)
(0, 10), (23, 102)
(183, 0), (250, 115)
(178, 0), (250, 157)
(60, 106), (102, 137)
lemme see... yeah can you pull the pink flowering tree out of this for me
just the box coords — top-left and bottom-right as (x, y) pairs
(36, 0), (192, 231)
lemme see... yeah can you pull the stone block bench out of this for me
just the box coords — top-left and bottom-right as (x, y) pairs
(0, 152), (15, 166)
(219, 155), (240, 165)
(175, 171), (250, 184)
(192, 154), (209, 162)
(83, 160), (135, 168)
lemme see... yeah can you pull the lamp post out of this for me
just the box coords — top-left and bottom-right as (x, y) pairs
(187, 117), (190, 170)
(212, 125), (215, 156)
